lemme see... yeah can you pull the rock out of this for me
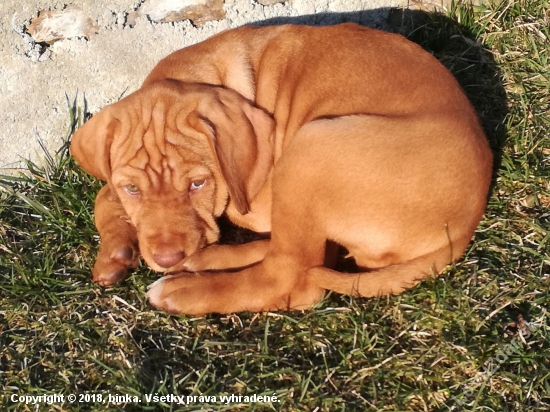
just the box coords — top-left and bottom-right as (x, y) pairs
(139, 0), (225, 26)
(26, 5), (99, 43)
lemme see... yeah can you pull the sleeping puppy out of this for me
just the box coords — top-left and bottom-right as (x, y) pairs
(71, 24), (493, 315)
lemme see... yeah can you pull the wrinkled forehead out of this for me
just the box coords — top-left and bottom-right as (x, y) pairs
(109, 99), (213, 192)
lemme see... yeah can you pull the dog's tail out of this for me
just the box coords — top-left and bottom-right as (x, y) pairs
(307, 243), (465, 298)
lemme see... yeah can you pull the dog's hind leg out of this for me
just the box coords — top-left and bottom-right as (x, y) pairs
(308, 227), (474, 298)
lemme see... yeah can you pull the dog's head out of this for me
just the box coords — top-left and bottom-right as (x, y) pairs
(71, 80), (274, 272)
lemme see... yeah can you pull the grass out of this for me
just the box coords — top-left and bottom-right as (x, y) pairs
(1, 0), (549, 410)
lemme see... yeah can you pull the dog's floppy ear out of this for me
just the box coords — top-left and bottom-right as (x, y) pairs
(188, 90), (275, 215)
(70, 108), (119, 182)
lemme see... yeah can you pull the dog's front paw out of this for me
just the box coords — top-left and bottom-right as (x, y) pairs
(165, 245), (230, 273)
(146, 273), (204, 315)
(146, 265), (319, 315)
(174, 251), (208, 272)
(170, 241), (270, 273)
(146, 269), (268, 315)
(93, 240), (139, 286)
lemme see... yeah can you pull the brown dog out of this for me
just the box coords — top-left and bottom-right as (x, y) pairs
(71, 23), (492, 315)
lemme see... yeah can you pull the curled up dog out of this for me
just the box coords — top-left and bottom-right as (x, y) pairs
(70, 23), (493, 315)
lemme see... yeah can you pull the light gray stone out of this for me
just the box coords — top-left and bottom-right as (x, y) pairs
(139, 0), (225, 25)
(27, 5), (99, 43)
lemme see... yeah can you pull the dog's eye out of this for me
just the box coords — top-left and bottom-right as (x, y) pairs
(190, 179), (205, 191)
(124, 184), (140, 195)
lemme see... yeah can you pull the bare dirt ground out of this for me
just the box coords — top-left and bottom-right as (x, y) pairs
(0, 0), (420, 172)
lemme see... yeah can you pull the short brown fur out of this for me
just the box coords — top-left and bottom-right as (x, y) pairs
(71, 24), (492, 315)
